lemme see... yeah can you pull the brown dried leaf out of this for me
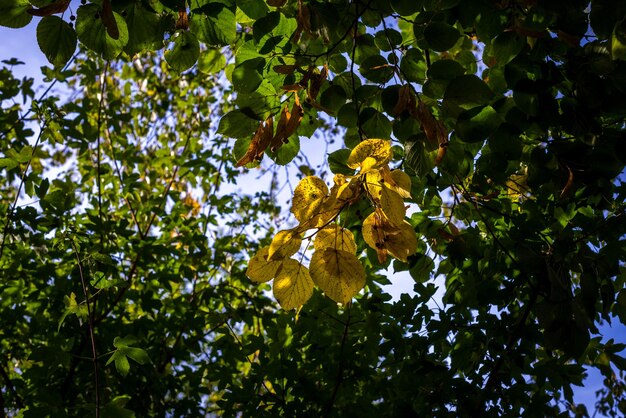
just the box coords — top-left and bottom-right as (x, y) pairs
(175, 7), (189, 30)
(27, 0), (70, 16)
(102, 0), (120, 40)
(236, 117), (274, 167)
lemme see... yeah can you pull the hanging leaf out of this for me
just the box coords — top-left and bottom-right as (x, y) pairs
(27, 0), (69, 16)
(236, 117), (274, 167)
(0, 0), (32, 28)
(347, 138), (392, 171)
(36, 16), (77, 68)
(362, 211), (417, 263)
(101, 0), (119, 40)
(75, 4), (129, 60)
(165, 31), (200, 72)
(268, 228), (302, 260)
(310, 247), (366, 304)
(246, 246), (282, 283)
(291, 176), (328, 223)
(314, 224), (358, 254)
(273, 259), (314, 309)
(364, 169), (407, 226)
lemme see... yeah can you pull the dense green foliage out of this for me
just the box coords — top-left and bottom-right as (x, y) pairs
(2, 0), (626, 416)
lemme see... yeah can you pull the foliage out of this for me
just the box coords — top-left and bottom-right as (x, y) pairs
(1, 0), (626, 417)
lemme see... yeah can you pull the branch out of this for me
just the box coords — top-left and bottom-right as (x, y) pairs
(323, 306), (351, 417)
(70, 240), (100, 417)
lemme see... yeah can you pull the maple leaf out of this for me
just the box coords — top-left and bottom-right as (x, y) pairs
(273, 259), (314, 309)
(310, 247), (366, 304)
(347, 139), (392, 172)
(268, 228), (302, 261)
(314, 224), (357, 254)
(246, 246), (282, 283)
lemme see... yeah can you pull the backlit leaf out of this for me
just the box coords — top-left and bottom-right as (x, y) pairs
(347, 138), (392, 171)
(273, 259), (314, 309)
(268, 228), (302, 260)
(75, 4), (129, 60)
(310, 248), (366, 304)
(365, 169), (407, 226)
(291, 176), (328, 223)
(314, 224), (357, 254)
(36, 16), (76, 68)
(247, 246), (282, 283)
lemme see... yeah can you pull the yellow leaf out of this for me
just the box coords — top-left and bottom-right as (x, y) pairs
(362, 212), (418, 263)
(246, 246), (282, 283)
(291, 176), (329, 223)
(385, 221), (418, 263)
(314, 224), (357, 254)
(268, 228), (302, 261)
(273, 259), (314, 309)
(310, 248), (366, 304)
(364, 169), (406, 226)
(347, 139), (392, 171)
(361, 210), (389, 263)
(387, 168), (412, 199)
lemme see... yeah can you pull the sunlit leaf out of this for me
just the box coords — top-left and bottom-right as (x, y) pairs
(314, 224), (357, 254)
(247, 246), (282, 283)
(291, 176), (328, 223)
(268, 228), (302, 260)
(310, 247), (366, 304)
(273, 259), (314, 309)
(347, 138), (392, 171)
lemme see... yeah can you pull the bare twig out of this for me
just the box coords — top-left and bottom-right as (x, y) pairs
(70, 240), (100, 417)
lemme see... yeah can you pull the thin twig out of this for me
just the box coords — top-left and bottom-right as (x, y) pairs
(70, 240), (100, 417)
(0, 125), (45, 262)
(323, 305), (351, 417)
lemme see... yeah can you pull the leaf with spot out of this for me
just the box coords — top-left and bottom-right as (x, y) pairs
(291, 175), (329, 224)
(347, 138), (392, 172)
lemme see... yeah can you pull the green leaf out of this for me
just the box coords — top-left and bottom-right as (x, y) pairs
(36, 16), (77, 68)
(198, 48), (226, 74)
(0, 0), (32, 28)
(238, 0), (268, 19)
(120, 346), (151, 365)
(267, 136), (300, 165)
(390, 0), (423, 15)
(423, 22), (460, 52)
(328, 149), (354, 175)
(612, 17), (626, 61)
(455, 105), (502, 142)
(409, 254), (435, 283)
(75, 4), (129, 60)
(190, 3), (236, 46)
(319, 85), (347, 113)
(492, 31), (525, 66)
(443, 74), (494, 117)
(102, 395), (135, 418)
(124, 3), (166, 55)
(399, 48), (427, 83)
(359, 55), (394, 83)
(361, 109), (392, 139)
(427, 59), (465, 80)
(232, 58), (264, 94)
(165, 31), (200, 73)
(217, 110), (259, 138)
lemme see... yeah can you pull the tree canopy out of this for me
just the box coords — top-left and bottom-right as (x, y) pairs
(2, 0), (626, 416)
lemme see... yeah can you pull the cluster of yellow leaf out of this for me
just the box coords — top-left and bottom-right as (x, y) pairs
(246, 139), (418, 309)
